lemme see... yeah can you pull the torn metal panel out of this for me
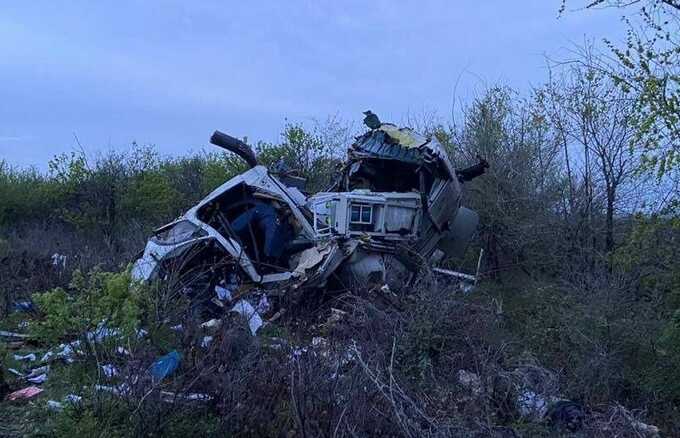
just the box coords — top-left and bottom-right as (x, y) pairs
(427, 178), (460, 231)
(435, 207), (479, 260)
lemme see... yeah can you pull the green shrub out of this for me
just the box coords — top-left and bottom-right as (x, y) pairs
(31, 268), (144, 343)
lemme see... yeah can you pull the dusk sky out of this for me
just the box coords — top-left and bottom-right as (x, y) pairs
(0, 1), (625, 169)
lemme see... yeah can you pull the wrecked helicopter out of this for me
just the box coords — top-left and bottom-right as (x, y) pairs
(131, 115), (488, 307)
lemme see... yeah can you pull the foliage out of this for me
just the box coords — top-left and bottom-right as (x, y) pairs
(256, 121), (345, 192)
(31, 268), (143, 343)
(1, 110), (678, 433)
(565, 0), (680, 178)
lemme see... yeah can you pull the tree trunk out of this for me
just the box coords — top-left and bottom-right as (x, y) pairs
(606, 191), (615, 253)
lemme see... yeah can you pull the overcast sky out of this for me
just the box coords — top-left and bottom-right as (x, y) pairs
(0, 1), (625, 169)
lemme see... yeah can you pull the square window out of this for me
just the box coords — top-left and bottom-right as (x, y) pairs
(350, 204), (372, 225)
(361, 207), (371, 223)
(351, 205), (361, 222)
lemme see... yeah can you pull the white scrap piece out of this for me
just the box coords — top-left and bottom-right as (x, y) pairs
(47, 394), (83, 412)
(256, 294), (270, 314)
(8, 368), (24, 377)
(26, 365), (50, 379)
(201, 336), (213, 348)
(230, 300), (263, 335)
(116, 346), (131, 356)
(95, 383), (130, 396)
(159, 390), (214, 403)
(47, 400), (63, 411)
(432, 267), (477, 282)
(101, 364), (119, 378)
(215, 285), (232, 301)
(51, 253), (67, 271)
(13, 353), (36, 362)
(0, 330), (29, 340)
(64, 394), (82, 404)
(58, 341), (81, 360)
(292, 245), (330, 277)
(27, 373), (48, 384)
(517, 390), (549, 420)
(87, 325), (121, 343)
(41, 341), (82, 364)
(40, 351), (54, 362)
(200, 319), (221, 329)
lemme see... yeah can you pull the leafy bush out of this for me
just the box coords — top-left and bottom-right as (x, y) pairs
(31, 268), (143, 343)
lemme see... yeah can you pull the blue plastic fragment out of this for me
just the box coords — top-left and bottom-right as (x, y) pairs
(150, 350), (181, 382)
(12, 301), (35, 312)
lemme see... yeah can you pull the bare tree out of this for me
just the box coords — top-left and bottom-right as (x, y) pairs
(537, 59), (638, 253)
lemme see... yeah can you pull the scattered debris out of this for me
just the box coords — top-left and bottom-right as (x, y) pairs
(101, 364), (119, 378)
(27, 373), (48, 384)
(215, 276), (237, 302)
(159, 391), (213, 404)
(87, 324), (121, 343)
(150, 351), (181, 382)
(0, 330), (30, 340)
(41, 341), (82, 364)
(64, 394), (82, 404)
(8, 368), (24, 377)
(115, 346), (131, 356)
(5, 386), (44, 401)
(51, 253), (67, 273)
(517, 390), (549, 421)
(200, 319), (221, 330)
(47, 395), (85, 412)
(200, 336), (213, 348)
(12, 301), (35, 313)
(13, 353), (36, 362)
(231, 300), (263, 335)
(26, 365), (49, 379)
(45, 394), (82, 412)
(46, 400), (64, 411)
(95, 383), (130, 397)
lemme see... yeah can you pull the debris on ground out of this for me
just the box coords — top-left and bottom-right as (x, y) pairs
(100, 364), (119, 379)
(11, 301), (35, 313)
(5, 386), (44, 401)
(231, 300), (263, 335)
(150, 351), (181, 382)
(12, 353), (36, 362)
(0, 331), (29, 341)
(7, 368), (23, 377)
(41, 341), (82, 364)
(46, 394), (83, 412)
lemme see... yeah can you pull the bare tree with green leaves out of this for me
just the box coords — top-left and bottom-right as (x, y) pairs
(537, 60), (638, 253)
(561, 0), (680, 181)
